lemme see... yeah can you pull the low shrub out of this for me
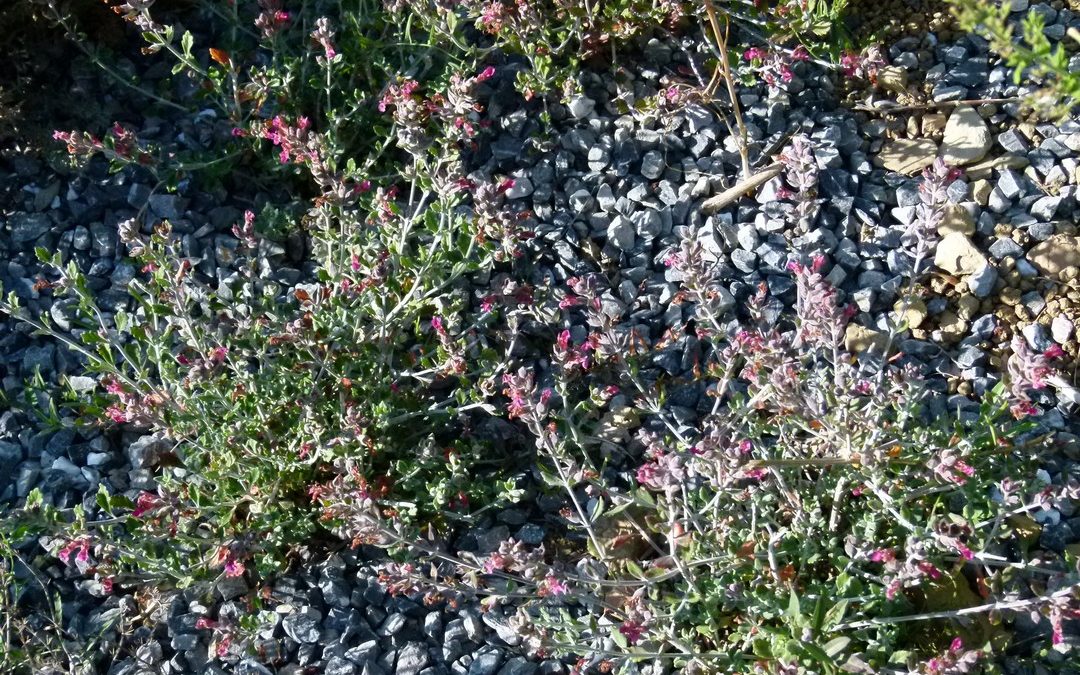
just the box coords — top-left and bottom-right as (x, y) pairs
(3, 1), (1080, 674)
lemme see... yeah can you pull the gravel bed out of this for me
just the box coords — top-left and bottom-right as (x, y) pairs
(2, 3), (1080, 673)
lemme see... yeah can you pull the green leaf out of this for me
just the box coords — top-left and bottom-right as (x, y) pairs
(96, 484), (111, 510)
(822, 599), (848, 629)
(25, 488), (43, 511)
(181, 31), (194, 57)
(824, 636), (851, 657)
(787, 588), (802, 623)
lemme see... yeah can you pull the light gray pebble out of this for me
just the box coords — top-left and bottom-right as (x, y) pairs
(395, 642), (430, 675)
(587, 147), (610, 171)
(1023, 323), (1054, 352)
(608, 216), (635, 251)
(567, 95), (595, 119)
(466, 649), (503, 675)
(966, 264), (997, 298)
(282, 612), (321, 644)
(1052, 315), (1074, 344)
(640, 150), (664, 180)
(988, 237), (1024, 259)
(1031, 195), (1061, 220)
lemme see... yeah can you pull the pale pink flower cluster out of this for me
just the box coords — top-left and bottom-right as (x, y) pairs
(554, 329), (592, 373)
(868, 540), (944, 600)
(482, 538), (548, 580)
(788, 256), (854, 350)
(922, 637), (983, 674)
(105, 0), (161, 31)
(928, 447), (976, 486)
(905, 158), (961, 256)
(778, 134), (817, 198)
(1007, 334), (1064, 417)
(840, 45), (887, 82)
(53, 130), (101, 156)
(263, 115), (317, 165)
(474, 0), (544, 37)
(502, 368), (551, 425)
(255, 0), (290, 38)
(57, 537), (92, 570)
(471, 178), (530, 261)
(635, 430), (687, 493)
(743, 45), (810, 90)
(431, 315), (466, 375)
(232, 210), (257, 250)
(101, 376), (167, 426)
(617, 587), (654, 646)
(311, 17), (337, 60)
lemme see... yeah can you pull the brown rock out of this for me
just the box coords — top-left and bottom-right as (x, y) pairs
(971, 179), (992, 207)
(938, 204), (976, 236)
(922, 112), (947, 137)
(878, 138), (939, 174)
(878, 66), (909, 95)
(845, 325), (890, 353)
(1028, 235), (1080, 280)
(934, 232), (988, 276)
(940, 105), (992, 166)
(964, 154), (1030, 180)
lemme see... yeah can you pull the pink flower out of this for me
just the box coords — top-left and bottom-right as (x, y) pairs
(480, 295), (497, 313)
(791, 46), (810, 61)
(743, 47), (766, 61)
(210, 346), (228, 363)
(950, 637), (964, 652)
(224, 559), (245, 578)
(431, 316), (445, 336)
(477, 66), (496, 81)
(636, 463), (658, 486)
(57, 538), (90, 566)
(216, 634), (232, 658)
(916, 561), (942, 580)
(1045, 344), (1065, 359)
(101, 577), (114, 594)
(540, 575), (568, 597)
(1011, 401), (1040, 419)
(619, 620), (646, 645)
(885, 578), (902, 600)
(132, 491), (160, 518)
(483, 553), (507, 574)
(196, 617), (218, 630)
(311, 17), (337, 59)
(557, 329), (571, 351)
(955, 460), (975, 477)
(840, 52), (861, 78)
(869, 548), (895, 563)
(558, 294), (581, 309)
(106, 405), (128, 423)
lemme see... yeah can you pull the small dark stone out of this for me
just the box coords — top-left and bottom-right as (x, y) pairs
(282, 612), (322, 644)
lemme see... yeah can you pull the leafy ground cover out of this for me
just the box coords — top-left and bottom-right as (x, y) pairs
(2, 0), (1080, 673)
